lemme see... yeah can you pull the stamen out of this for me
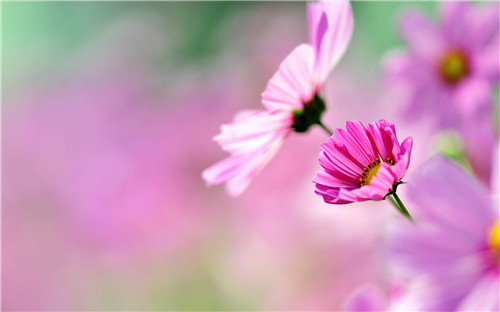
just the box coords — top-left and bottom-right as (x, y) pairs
(360, 158), (395, 186)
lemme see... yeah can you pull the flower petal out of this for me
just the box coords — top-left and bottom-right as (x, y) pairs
(202, 131), (287, 196)
(400, 10), (447, 62)
(307, 0), (354, 86)
(261, 44), (315, 111)
(441, 1), (471, 47)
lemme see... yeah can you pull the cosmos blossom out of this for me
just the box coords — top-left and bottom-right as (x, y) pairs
(387, 157), (499, 311)
(385, 1), (499, 185)
(313, 120), (413, 211)
(203, 1), (353, 196)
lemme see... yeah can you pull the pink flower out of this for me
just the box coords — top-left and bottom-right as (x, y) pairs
(313, 120), (413, 204)
(386, 1), (498, 126)
(203, 1), (353, 196)
(387, 157), (499, 311)
(385, 1), (499, 185)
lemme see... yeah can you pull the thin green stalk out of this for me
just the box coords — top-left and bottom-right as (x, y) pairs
(388, 193), (414, 223)
(317, 121), (333, 136)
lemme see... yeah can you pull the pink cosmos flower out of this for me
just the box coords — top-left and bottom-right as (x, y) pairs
(386, 1), (499, 126)
(388, 157), (499, 311)
(203, 0), (353, 196)
(313, 120), (413, 204)
(385, 1), (499, 185)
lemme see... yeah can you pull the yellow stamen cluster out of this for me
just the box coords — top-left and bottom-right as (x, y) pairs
(359, 158), (394, 186)
(488, 222), (500, 263)
(439, 50), (469, 85)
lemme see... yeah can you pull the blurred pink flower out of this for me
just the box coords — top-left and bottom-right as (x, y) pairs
(343, 285), (386, 311)
(386, 1), (498, 126)
(387, 157), (499, 311)
(385, 1), (499, 185)
(203, 1), (353, 196)
(314, 120), (412, 204)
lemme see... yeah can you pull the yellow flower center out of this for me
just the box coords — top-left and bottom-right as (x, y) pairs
(359, 158), (394, 186)
(488, 222), (500, 261)
(439, 50), (469, 84)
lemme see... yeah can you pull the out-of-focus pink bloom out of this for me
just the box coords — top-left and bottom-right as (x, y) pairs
(343, 285), (386, 311)
(386, 1), (498, 125)
(387, 157), (499, 311)
(314, 120), (412, 204)
(385, 1), (499, 185)
(203, 1), (353, 196)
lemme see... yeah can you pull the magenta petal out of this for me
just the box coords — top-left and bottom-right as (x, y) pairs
(364, 164), (395, 200)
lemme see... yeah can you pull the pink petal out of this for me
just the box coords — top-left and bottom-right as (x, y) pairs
(261, 44), (315, 111)
(441, 1), (471, 47)
(472, 43), (500, 82)
(468, 3), (499, 49)
(406, 156), (495, 236)
(214, 110), (292, 154)
(202, 131), (287, 196)
(363, 163), (395, 200)
(457, 273), (499, 311)
(307, 0), (354, 87)
(336, 121), (377, 165)
(400, 10), (447, 62)
(344, 286), (385, 312)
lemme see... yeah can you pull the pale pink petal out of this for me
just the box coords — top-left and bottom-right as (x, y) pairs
(457, 273), (500, 311)
(472, 43), (500, 82)
(307, 0), (354, 86)
(400, 10), (447, 62)
(214, 110), (292, 154)
(441, 1), (471, 47)
(344, 285), (385, 311)
(202, 131), (287, 196)
(261, 44), (315, 111)
(468, 3), (499, 49)
(406, 157), (495, 237)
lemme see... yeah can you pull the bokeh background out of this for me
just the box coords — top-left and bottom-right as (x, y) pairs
(2, 1), (497, 311)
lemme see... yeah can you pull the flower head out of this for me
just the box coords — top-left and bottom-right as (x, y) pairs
(385, 1), (499, 187)
(204, 1), (353, 196)
(386, 1), (499, 124)
(314, 120), (413, 204)
(388, 157), (499, 311)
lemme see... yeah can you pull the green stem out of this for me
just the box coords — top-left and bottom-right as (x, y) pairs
(388, 193), (414, 223)
(317, 121), (333, 136)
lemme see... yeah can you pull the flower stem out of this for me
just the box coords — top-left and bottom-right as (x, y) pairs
(317, 121), (333, 136)
(388, 193), (413, 222)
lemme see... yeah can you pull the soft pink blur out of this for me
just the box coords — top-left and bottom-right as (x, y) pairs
(2, 5), (394, 310)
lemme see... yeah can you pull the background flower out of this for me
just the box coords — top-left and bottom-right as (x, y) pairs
(384, 1), (499, 185)
(387, 157), (499, 311)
